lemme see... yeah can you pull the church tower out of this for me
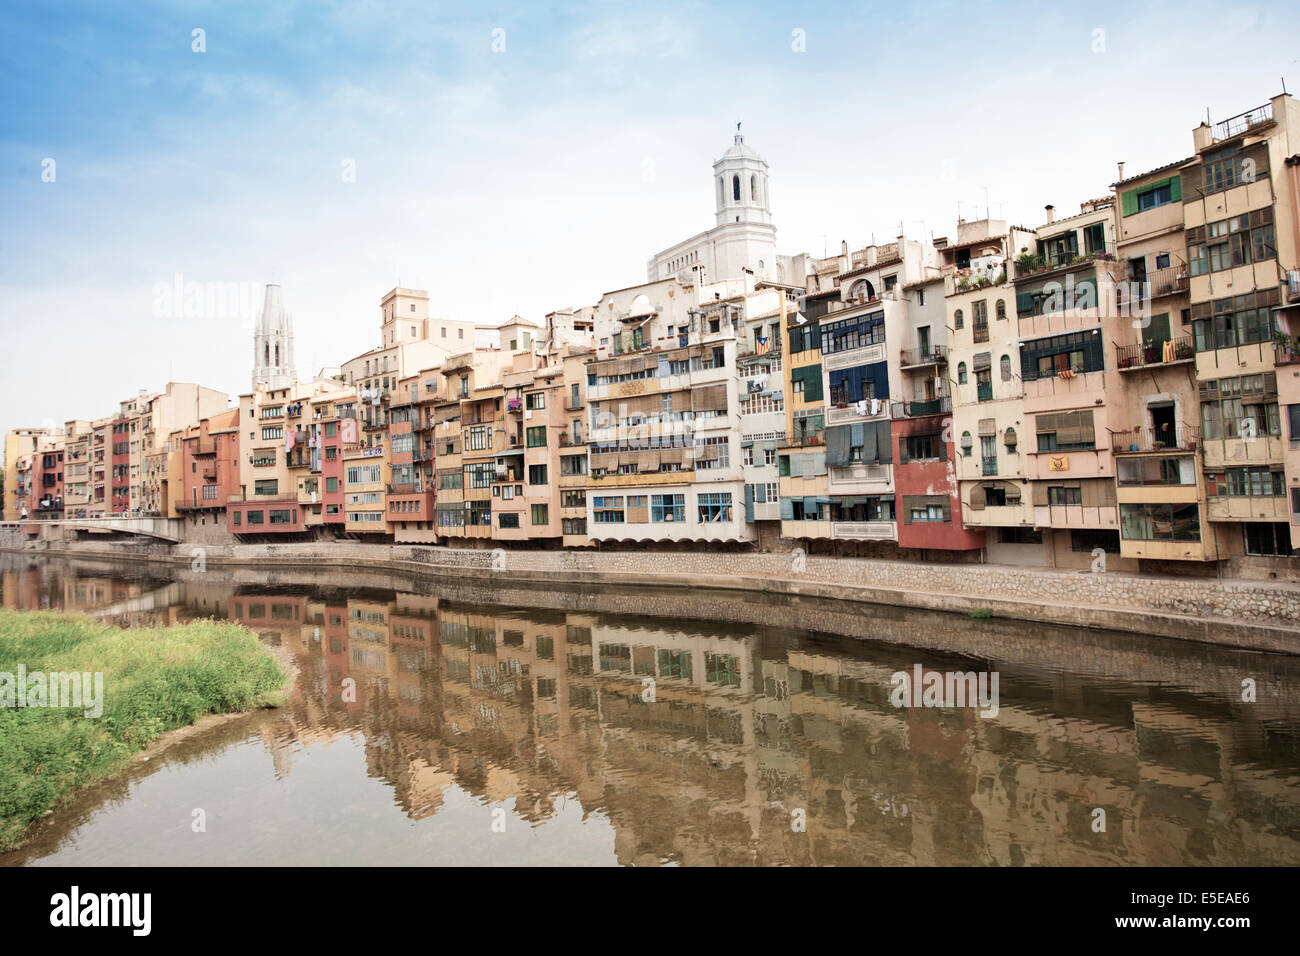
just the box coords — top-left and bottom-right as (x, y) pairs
(713, 129), (772, 227)
(252, 283), (295, 391)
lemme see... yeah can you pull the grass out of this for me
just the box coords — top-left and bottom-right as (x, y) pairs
(969, 608), (994, 620)
(0, 610), (286, 851)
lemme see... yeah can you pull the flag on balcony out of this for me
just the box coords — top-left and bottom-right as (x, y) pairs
(756, 336), (771, 355)
(1162, 339), (1175, 363)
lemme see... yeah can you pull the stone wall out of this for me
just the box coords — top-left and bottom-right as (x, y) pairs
(14, 537), (1298, 653)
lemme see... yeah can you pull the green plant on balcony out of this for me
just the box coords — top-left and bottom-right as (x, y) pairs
(1014, 252), (1044, 274)
(1174, 341), (1194, 360)
(993, 270), (1007, 285)
(957, 275), (970, 289)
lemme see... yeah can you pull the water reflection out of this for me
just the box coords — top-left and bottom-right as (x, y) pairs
(2, 554), (1299, 866)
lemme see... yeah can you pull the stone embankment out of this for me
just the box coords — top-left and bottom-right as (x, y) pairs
(7, 536), (1299, 654)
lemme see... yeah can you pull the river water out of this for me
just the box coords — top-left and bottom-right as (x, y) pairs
(2, 553), (1298, 866)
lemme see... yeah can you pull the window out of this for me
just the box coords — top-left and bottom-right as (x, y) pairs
(346, 463), (382, 485)
(467, 425), (491, 451)
(561, 490), (586, 508)
(531, 504), (548, 525)
(1047, 486), (1082, 506)
(525, 393), (545, 410)
(526, 426), (547, 448)
(1217, 466), (1284, 497)
(1020, 329), (1103, 380)
(245, 510), (264, 525)
(261, 426), (283, 441)
(1200, 373), (1280, 439)
(465, 462), (494, 488)
(1000, 355), (1012, 382)
(1192, 295), (1276, 351)
(1189, 209), (1274, 276)
(269, 509), (294, 524)
(232, 511), (241, 526)
(957, 362), (967, 384)
(1036, 411), (1096, 452)
(651, 494), (685, 522)
(1120, 503), (1201, 541)
(325, 477), (338, 493)
(980, 436), (997, 475)
(901, 434), (939, 462)
(697, 492), (732, 522)
(820, 311), (885, 354)
(995, 299), (1006, 321)
(498, 512), (520, 529)
(1117, 456), (1195, 486)
(972, 300), (989, 342)
(593, 496), (624, 523)
(528, 464), (547, 485)
(953, 308), (963, 330)
(254, 479), (278, 496)
(1138, 182), (1173, 210)
(1244, 522), (1296, 556)
(562, 517), (587, 535)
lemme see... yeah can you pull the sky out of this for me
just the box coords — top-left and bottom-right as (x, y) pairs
(1, 0), (1297, 437)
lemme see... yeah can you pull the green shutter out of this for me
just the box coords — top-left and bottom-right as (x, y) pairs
(1169, 175), (1182, 203)
(803, 365), (823, 402)
(1121, 188), (1138, 217)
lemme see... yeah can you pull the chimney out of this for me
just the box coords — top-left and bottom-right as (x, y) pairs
(1117, 161), (1125, 182)
(1044, 204), (1056, 224)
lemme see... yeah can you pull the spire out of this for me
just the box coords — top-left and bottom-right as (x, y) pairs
(252, 282), (296, 390)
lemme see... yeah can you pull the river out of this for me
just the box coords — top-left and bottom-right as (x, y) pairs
(2, 552), (1298, 866)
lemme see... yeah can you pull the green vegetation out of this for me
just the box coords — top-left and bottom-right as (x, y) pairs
(969, 608), (993, 620)
(0, 610), (285, 850)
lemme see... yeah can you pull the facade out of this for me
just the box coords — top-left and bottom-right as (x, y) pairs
(8, 96), (1300, 579)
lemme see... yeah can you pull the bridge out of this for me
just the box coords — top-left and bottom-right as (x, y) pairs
(0, 517), (185, 543)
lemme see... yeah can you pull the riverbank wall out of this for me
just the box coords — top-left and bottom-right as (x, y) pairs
(5, 535), (1299, 654)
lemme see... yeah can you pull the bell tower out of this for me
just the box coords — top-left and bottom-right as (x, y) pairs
(252, 283), (295, 391)
(713, 125), (772, 227)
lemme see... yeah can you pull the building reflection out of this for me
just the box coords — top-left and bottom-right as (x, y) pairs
(2, 554), (1297, 866)
(216, 584), (1300, 866)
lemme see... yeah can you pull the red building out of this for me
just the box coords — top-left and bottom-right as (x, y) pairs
(177, 408), (241, 519)
(892, 403), (985, 553)
(110, 418), (130, 514)
(33, 447), (64, 518)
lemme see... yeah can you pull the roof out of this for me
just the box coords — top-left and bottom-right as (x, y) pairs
(1112, 157), (1195, 188)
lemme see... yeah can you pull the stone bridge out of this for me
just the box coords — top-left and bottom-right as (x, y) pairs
(0, 517), (184, 543)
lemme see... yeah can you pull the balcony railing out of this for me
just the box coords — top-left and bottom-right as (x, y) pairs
(889, 396), (952, 418)
(1211, 102), (1273, 142)
(1117, 267), (1189, 306)
(1116, 336), (1194, 370)
(1274, 341), (1300, 366)
(898, 345), (948, 367)
(1112, 425), (1199, 454)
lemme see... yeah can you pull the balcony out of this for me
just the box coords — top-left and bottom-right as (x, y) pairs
(1112, 425), (1200, 454)
(981, 457), (998, 476)
(889, 396), (952, 418)
(1274, 341), (1300, 366)
(1210, 102), (1273, 142)
(977, 383), (993, 402)
(898, 345), (948, 368)
(1116, 267), (1189, 306)
(1116, 336), (1195, 371)
(829, 520), (896, 541)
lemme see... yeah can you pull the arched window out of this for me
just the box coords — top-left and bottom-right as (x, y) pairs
(960, 431), (973, 455)
(732, 175), (740, 202)
(718, 177), (724, 206)
(995, 298), (1007, 320)
(958, 362), (968, 384)
(264, 345), (270, 365)
(1000, 355), (1011, 381)
(954, 308), (964, 329)
(274, 344), (280, 366)
(750, 174), (757, 201)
